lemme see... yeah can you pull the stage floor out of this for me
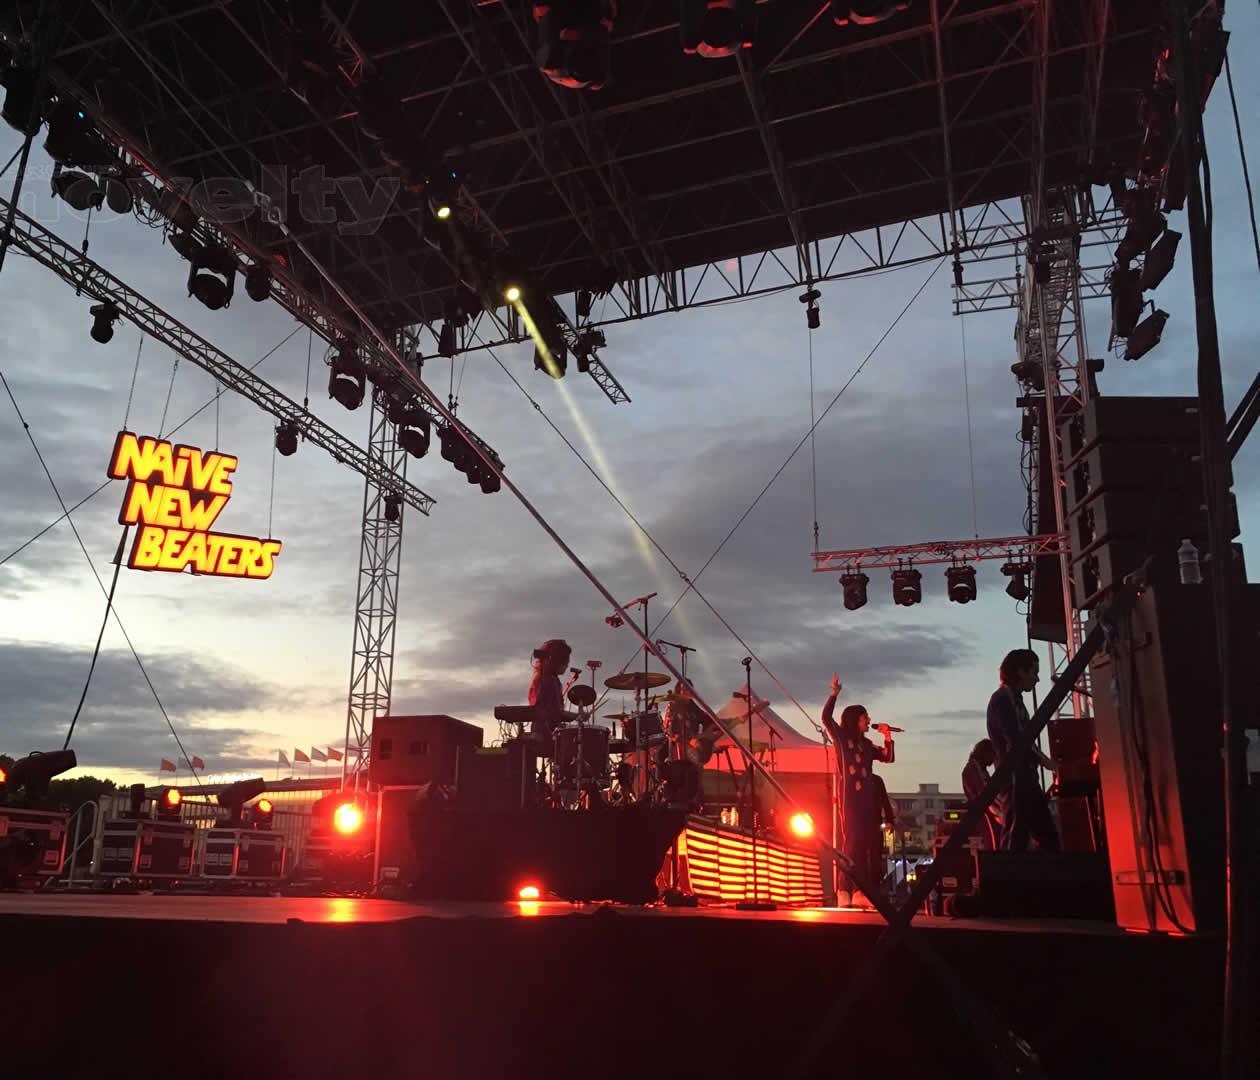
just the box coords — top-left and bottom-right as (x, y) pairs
(0, 891), (1223, 1078)
(0, 890), (1127, 935)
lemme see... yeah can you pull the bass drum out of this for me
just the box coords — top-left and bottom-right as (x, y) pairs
(553, 724), (610, 786)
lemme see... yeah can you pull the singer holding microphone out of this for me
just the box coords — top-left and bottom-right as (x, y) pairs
(821, 673), (897, 908)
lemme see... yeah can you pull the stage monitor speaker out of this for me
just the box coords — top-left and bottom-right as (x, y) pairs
(369, 714), (483, 788)
(1090, 583), (1259, 934)
(973, 852), (1113, 920)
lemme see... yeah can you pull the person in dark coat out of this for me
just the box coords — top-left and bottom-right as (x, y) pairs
(986, 650), (1059, 852)
(821, 673), (895, 907)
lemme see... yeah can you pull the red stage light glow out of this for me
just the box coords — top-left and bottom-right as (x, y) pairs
(333, 802), (363, 835)
(517, 884), (541, 901)
(788, 812), (814, 838)
(163, 788), (182, 809)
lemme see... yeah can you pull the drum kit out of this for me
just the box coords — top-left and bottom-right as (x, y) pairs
(503, 667), (734, 811)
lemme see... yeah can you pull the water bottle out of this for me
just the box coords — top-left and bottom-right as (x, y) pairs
(1178, 538), (1202, 585)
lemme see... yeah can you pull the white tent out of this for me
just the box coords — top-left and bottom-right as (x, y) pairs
(711, 689), (832, 774)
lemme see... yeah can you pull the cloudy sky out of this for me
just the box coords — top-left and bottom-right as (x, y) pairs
(2, 7), (1257, 793)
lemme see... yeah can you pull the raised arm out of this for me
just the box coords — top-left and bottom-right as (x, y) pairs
(821, 672), (842, 739)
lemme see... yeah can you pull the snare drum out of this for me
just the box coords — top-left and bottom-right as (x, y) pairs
(553, 724), (611, 786)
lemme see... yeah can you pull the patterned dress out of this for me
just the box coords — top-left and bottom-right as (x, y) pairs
(822, 694), (894, 896)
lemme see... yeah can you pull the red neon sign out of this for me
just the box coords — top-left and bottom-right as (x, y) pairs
(107, 431), (283, 579)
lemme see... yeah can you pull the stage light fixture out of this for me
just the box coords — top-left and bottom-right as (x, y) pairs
(333, 801), (363, 835)
(245, 263), (273, 302)
(575, 289), (593, 320)
(534, 1), (615, 89)
(51, 169), (103, 211)
(383, 492), (402, 523)
(891, 566), (922, 607)
(1139, 229), (1181, 291)
(329, 343), (366, 410)
(517, 884), (541, 901)
(438, 320), (457, 358)
(252, 797), (275, 830)
(1109, 265), (1143, 340)
(1115, 208), (1166, 265)
(1001, 562), (1030, 602)
(3, 750), (76, 803)
(1124, 309), (1169, 362)
(945, 564), (978, 604)
(187, 243), (238, 311)
(155, 786), (182, 821)
(44, 99), (107, 167)
(103, 177), (134, 215)
(788, 812), (814, 839)
(799, 287), (821, 329)
(832, 1), (910, 26)
(216, 777), (267, 827)
(275, 420), (299, 457)
(393, 405), (430, 459)
(681, 0), (756, 59)
(1009, 360), (1045, 392)
(504, 284), (522, 304)
(1, 63), (42, 135)
(840, 571), (869, 611)
(89, 301), (120, 344)
(534, 338), (568, 380)
(434, 203), (452, 221)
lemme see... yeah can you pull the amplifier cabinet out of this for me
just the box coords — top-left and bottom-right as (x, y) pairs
(0, 807), (69, 884)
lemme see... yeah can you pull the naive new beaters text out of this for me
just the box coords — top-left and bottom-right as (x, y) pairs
(108, 431), (282, 579)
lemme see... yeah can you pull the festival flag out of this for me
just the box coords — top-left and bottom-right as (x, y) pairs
(190, 755), (206, 771)
(293, 748), (311, 764)
(310, 747), (328, 762)
(277, 750), (291, 769)
(326, 746), (344, 762)
(159, 758), (177, 773)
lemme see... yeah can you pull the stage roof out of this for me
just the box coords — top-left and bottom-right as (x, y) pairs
(22, 1), (1161, 334)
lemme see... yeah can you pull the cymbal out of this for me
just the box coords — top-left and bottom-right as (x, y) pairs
(716, 738), (770, 754)
(653, 692), (692, 704)
(604, 671), (670, 691)
(603, 711), (635, 721)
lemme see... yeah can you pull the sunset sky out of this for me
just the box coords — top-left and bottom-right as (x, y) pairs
(2, 5), (1256, 794)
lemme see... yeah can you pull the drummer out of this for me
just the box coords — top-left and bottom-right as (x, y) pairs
(528, 638), (572, 745)
(665, 679), (718, 765)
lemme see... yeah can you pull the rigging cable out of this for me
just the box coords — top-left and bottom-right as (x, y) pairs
(122, 336), (143, 430)
(0, 368), (202, 784)
(633, 258), (946, 665)
(158, 356), (179, 436)
(808, 318), (820, 552)
(1222, 52), (1260, 274)
(960, 313), (980, 537)
(1, 325), (301, 567)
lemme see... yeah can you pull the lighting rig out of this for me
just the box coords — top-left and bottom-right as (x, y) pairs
(1105, 11), (1227, 364)
(814, 534), (1065, 611)
(294, 791), (373, 891)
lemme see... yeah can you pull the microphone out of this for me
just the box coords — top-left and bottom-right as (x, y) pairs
(740, 657), (752, 669)
(875, 724), (905, 733)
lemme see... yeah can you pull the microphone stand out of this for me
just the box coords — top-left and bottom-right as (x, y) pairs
(737, 657), (775, 911)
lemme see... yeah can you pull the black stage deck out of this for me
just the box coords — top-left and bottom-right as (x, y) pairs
(2, 893), (1222, 1079)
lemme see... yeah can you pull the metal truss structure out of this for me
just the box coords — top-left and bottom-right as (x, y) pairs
(811, 533), (1064, 573)
(0, 192), (436, 516)
(3, 0), (1166, 783)
(19, 1), (1161, 351)
(1015, 184), (1093, 720)
(342, 387), (408, 784)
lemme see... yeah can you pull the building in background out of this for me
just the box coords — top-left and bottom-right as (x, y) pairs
(886, 782), (964, 854)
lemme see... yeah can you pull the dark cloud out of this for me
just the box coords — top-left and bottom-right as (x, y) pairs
(0, 639), (284, 773)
